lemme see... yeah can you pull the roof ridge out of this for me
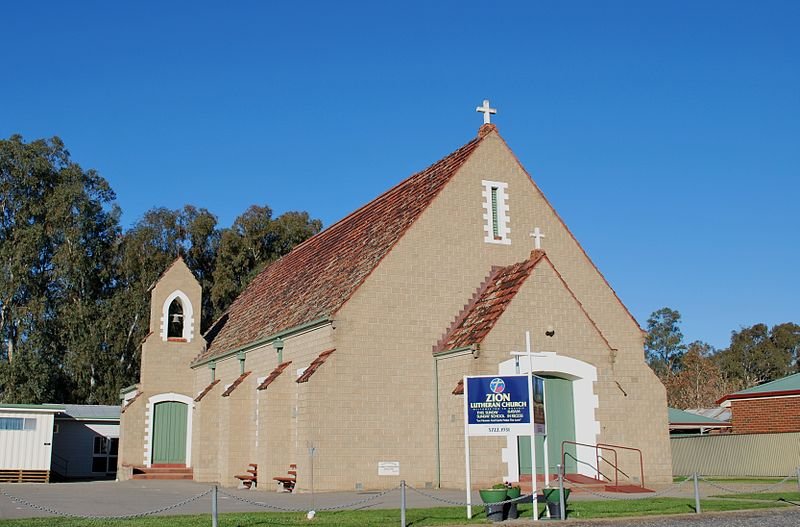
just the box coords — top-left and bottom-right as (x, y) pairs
(196, 131), (487, 363)
(300, 136), (483, 247)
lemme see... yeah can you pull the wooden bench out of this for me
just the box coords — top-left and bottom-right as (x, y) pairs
(235, 463), (258, 489)
(273, 463), (296, 492)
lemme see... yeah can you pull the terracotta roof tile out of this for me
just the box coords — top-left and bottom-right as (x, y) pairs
(296, 349), (335, 384)
(194, 134), (485, 364)
(221, 371), (251, 397)
(435, 251), (546, 353)
(257, 361), (293, 390)
(453, 379), (464, 395)
(194, 379), (220, 402)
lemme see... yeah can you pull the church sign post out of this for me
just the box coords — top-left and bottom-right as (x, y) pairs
(463, 373), (544, 520)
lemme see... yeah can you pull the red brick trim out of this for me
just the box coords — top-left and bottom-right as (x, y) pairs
(717, 390), (800, 405)
(452, 379), (464, 395)
(221, 371), (251, 397)
(296, 349), (335, 383)
(257, 361), (293, 390)
(194, 379), (220, 402)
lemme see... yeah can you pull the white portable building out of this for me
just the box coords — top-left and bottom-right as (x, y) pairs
(0, 404), (63, 482)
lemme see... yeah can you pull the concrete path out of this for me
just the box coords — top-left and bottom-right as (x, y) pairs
(0, 479), (796, 521)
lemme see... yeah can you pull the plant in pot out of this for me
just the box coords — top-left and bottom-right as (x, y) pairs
(542, 487), (571, 519)
(479, 483), (510, 522)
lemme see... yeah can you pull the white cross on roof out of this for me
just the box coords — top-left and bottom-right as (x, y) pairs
(476, 99), (497, 124)
(530, 227), (545, 250)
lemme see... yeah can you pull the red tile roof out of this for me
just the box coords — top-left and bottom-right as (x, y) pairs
(452, 379), (464, 395)
(434, 250), (614, 354)
(257, 361), (293, 390)
(435, 251), (546, 353)
(221, 371), (251, 397)
(296, 349), (335, 383)
(194, 134), (484, 365)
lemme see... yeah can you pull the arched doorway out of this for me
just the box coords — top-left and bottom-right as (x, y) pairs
(146, 393), (193, 467)
(499, 353), (599, 483)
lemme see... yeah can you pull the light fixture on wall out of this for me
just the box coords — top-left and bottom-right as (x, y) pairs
(470, 344), (480, 359)
(545, 325), (555, 337)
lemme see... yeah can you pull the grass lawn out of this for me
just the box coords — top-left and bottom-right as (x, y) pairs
(711, 491), (800, 502)
(673, 476), (795, 484)
(0, 498), (787, 526)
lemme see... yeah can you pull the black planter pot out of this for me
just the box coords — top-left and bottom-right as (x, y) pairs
(485, 503), (504, 522)
(504, 487), (521, 520)
(547, 501), (562, 519)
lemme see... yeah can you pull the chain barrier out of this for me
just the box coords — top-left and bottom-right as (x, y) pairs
(697, 473), (796, 494)
(217, 485), (400, 512)
(0, 486), (211, 520)
(1, 470), (797, 520)
(405, 484), (533, 507)
(565, 476), (694, 501)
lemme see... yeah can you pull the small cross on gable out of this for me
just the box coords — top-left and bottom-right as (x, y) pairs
(476, 99), (497, 124)
(530, 227), (545, 250)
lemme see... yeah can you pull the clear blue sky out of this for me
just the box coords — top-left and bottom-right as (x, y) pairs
(2, 1), (798, 350)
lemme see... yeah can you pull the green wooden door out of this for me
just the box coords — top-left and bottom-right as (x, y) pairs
(519, 376), (576, 475)
(152, 401), (187, 465)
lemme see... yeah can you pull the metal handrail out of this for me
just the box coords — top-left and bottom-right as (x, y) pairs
(561, 440), (644, 488)
(563, 451), (613, 483)
(561, 441), (617, 485)
(597, 442), (645, 488)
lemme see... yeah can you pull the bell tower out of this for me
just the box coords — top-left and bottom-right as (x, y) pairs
(139, 257), (204, 396)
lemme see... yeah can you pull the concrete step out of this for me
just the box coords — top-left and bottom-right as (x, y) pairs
(130, 465), (193, 480)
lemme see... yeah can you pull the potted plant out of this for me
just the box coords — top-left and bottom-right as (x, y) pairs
(542, 487), (570, 519)
(479, 484), (509, 522)
(504, 483), (521, 520)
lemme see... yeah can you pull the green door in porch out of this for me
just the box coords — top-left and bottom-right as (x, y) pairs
(152, 401), (187, 465)
(519, 376), (577, 475)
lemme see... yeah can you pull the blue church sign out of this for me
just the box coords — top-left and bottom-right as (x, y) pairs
(465, 375), (545, 436)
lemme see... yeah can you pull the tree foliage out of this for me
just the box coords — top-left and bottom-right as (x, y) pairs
(0, 134), (321, 404)
(644, 307), (686, 377)
(715, 322), (800, 389)
(0, 135), (120, 402)
(662, 341), (730, 409)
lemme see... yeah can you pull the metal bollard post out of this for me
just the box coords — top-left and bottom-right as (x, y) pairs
(557, 463), (565, 521)
(796, 467), (800, 494)
(693, 473), (701, 514)
(400, 480), (407, 527)
(212, 485), (218, 527)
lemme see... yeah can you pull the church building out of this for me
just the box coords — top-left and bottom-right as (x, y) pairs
(118, 104), (672, 491)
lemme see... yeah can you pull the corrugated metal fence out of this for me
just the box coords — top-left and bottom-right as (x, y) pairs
(671, 432), (800, 476)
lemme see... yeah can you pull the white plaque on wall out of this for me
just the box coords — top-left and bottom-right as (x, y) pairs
(378, 461), (400, 476)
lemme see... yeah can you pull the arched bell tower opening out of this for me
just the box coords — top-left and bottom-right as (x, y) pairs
(160, 290), (195, 342)
(167, 298), (184, 338)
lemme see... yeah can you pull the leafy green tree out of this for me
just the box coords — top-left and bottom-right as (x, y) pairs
(715, 322), (800, 388)
(644, 307), (686, 378)
(0, 135), (120, 403)
(211, 206), (321, 321)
